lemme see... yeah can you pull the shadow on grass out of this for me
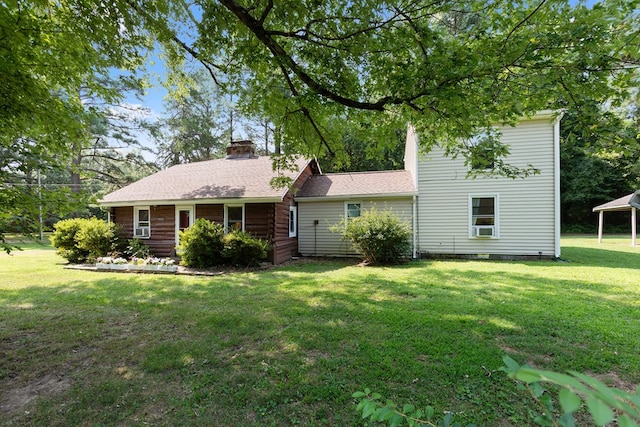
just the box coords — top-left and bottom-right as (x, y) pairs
(2, 255), (640, 426)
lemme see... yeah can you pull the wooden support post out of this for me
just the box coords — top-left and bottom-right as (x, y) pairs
(598, 211), (604, 243)
(632, 207), (637, 247)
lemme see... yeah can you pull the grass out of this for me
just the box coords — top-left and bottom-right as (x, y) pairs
(1, 235), (639, 426)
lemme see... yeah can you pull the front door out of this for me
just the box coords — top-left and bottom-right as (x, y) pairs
(175, 206), (194, 247)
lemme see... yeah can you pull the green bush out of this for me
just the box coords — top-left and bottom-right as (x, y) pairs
(178, 219), (225, 268)
(51, 218), (120, 263)
(331, 208), (411, 265)
(125, 238), (152, 259)
(51, 218), (89, 263)
(75, 218), (120, 261)
(222, 230), (270, 266)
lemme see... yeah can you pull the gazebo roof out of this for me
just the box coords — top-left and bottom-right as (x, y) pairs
(593, 190), (640, 213)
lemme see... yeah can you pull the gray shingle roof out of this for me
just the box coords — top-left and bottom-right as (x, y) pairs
(100, 156), (311, 205)
(295, 170), (416, 199)
(593, 190), (640, 212)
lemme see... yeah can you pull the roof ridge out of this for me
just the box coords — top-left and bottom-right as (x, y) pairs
(321, 169), (408, 177)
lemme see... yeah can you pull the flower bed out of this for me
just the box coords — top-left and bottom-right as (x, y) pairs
(95, 256), (178, 273)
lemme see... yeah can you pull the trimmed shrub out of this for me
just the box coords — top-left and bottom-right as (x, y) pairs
(331, 208), (411, 265)
(51, 218), (89, 263)
(51, 217), (121, 263)
(222, 230), (270, 266)
(75, 218), (121, 261)
(178, 219), (225, 268)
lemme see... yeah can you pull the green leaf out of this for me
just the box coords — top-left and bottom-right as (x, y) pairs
(559, 388), (582, 414)
(425, 405), (435, 419)
(530, 382), (545, 398)
(389, 413), (404, 427)
(585, 396), (614, 426)
(362, 400), (377, 419)
(513, 367), (544, 384)
(403, 404), (415, 414)
(378, 407), (395, 421)
(559, 412), (576, 427)
(352, 391), (367, 398)
(502, 355), (520, 373)
(618, 414), (639, 427)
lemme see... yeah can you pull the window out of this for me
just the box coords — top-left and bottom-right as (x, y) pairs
(225, 205), (244, 232)
(134, 206), (150, 238)
(469, 196), (498, 238)
(288, 206), (297, 238)
(469, 132), (497, 171)
(346, 202), (361, 219)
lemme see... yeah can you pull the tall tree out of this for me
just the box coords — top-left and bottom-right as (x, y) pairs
(560, 99), (640, 230)
(151, 70), (230, 167)
(0, 1), (150, 251)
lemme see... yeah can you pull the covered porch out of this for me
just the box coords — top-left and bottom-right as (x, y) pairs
(593, 190), (640, 246)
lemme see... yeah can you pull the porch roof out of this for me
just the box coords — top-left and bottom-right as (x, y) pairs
(592, 190), (640, 212)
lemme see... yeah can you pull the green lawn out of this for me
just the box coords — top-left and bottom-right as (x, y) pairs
(1, 236), (639, 426)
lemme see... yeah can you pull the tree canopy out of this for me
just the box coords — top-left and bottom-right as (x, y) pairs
(2, 0), (640, 248)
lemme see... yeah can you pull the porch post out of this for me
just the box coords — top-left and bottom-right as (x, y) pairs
(632, 207), (637, 247)
(598, 211), (604, 243)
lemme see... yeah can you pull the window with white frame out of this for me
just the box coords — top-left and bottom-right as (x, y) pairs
(134, 206), (150, 238)
(469, 196), (498, 238)
(468, 131), (498, 171)
(225, 205), (244, 232)
(346, 202), (361, 220)
(288, 206), (297, 238)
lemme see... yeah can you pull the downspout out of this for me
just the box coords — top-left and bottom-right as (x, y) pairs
(553, 117), (561, 258)
(412, 195), (418, 259)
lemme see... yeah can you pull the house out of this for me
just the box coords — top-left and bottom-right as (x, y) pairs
(100, 111), (562, 263)
(408, 110), (562, 259)
(99, 140), (320, 264)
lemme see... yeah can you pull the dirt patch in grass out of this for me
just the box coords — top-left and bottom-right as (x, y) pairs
(0, 374), (71, 414)
(591, 370), (638, 392)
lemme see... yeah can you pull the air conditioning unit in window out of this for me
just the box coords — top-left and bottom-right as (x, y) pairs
(134, 227), (149, 238)
(472, 226), (495, 238)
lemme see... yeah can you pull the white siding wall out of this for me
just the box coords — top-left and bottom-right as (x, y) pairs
(298, 199), (414, 256)
(417, 118), (559, 257)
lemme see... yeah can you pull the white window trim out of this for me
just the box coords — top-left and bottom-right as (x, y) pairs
(224, 204), (245, 232)
(345, 201), (362, 223)
(468, 194), (500, 239)
(134, 206), (151, 239)
(175, 205), (194, 244)
(288, 205), (297, 238)
(468, 129), (499, 172)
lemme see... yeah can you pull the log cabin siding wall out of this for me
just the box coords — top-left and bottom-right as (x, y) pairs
(271, 165), (315, 264)
(245, 203), (274, 238)
(148, 205), (176, 256)
(196, 204), (224, 223)
(111, 205), (175, 256)
(112, 206), (133, 238)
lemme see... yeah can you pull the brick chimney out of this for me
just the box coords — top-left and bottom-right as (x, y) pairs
(226, 140), (256, 159)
